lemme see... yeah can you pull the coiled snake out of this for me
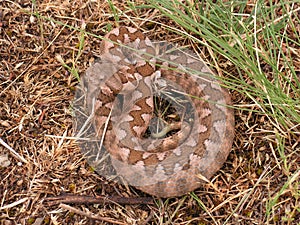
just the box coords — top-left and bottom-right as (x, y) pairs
(78, 26), (234, 198)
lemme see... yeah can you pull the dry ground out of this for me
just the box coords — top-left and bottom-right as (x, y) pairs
(0, 0), (299, 224)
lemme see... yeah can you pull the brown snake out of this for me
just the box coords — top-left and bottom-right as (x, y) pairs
(79, 26), (235, 198)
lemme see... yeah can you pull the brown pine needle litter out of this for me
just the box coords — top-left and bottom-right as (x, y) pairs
(0, 0), (299, 224)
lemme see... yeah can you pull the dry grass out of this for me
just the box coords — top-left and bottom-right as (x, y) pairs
(0, 0), (299, 224)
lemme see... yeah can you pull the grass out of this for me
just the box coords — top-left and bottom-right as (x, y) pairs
(148, 0), (300, 123)
(0, 0), (299, 224)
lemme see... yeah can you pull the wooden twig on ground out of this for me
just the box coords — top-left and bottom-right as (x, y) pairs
(59, 203), (127, 225)
(45, 194), (154, 206)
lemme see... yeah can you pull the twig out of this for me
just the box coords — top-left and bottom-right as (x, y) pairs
(0, 197), (29, 210)
(0, 137), (28, 164)
(59, 203), (126, 225)
(45, 194), (154, 206)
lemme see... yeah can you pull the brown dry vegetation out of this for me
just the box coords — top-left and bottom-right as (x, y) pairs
(0, 0), (299, 225)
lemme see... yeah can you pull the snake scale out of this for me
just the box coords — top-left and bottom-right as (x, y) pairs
(80, 26), (235, 198)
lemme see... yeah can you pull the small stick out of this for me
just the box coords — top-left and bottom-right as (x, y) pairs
(0, 137), (28, 164)
(45, 194), (154, 206)
(0, 197), (29, 210)
(59, 203), (126, 225)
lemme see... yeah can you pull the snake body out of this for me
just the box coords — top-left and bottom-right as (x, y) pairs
(82, 26), (235, 197)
